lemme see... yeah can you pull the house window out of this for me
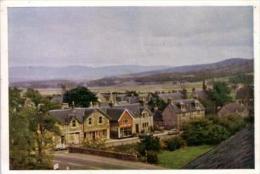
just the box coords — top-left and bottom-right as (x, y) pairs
(72, 120), (76, 127)
(99, 116), (103, 124)
(88, 118), (92, 125)
(124, 119), (128, 124)
(84, 132), (87, 139)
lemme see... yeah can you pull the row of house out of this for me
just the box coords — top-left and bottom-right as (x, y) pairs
(49, 98), (206, 147)
(49, 103), (153, 146)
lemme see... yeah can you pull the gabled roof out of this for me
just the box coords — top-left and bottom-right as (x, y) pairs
(218, 102), (247, 116)
(192, 90), (209, 101)
(105, 108), (126, 121)
(113, 103), (152, 117)
(163, 99), (205, 114)
(236, 86), (253, 100)
(158, 92), (184, 102)
(49, 107), (110, 124)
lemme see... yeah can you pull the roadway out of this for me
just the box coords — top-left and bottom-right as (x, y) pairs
(54, 151), (164, 170)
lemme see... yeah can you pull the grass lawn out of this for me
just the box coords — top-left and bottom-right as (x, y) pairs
(158, 145), (214, 169)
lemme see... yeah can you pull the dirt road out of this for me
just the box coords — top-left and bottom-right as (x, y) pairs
(54, 151), (164, 170)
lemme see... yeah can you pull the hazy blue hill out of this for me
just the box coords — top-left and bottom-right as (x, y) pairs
(9, 65), (170, 83)
(10, 58), (253, 88)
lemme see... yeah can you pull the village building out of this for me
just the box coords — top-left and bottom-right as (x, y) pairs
(103, 103), (154, 138)
(217, 102), (249, 118)
(160, 99), (205, 130)
(49, 108), (111, 148)
(191, 89), (209, 101)
(158, 92), (184, 103)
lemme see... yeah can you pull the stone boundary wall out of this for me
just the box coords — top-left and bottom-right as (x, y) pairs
(68, 147), (138, 161)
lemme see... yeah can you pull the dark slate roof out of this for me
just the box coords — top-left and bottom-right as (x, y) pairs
(49, 108), (110, 124)
(49, 109), (72, 124)
(113, 103), (152, 117)
(192, 90), (209, 101)
(184, 125), (254, 169)
(104, 108), (126, 121)
(158, 92), (184, 102)
(236, 86), (254, 100)
(165, 99), (205, 114)
(218, 102), (247, 116)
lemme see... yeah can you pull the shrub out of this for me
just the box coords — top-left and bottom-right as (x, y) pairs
(206, 124), (230, 144)
(165, 136), (186, 151)
(182, 118), (233, 146)
(146, 151), (158, 164)
(83, 138), (106, 149)
(137, 135), (160, 156)
(212, 114), (246, 134)
(182, 118), (211, 146)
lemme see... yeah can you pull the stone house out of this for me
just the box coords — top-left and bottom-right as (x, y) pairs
(217, 102), (249, 118)
(49, 108), (110, 148)
(158, 92), (184, 103)
(103, 103), (154, 138)
(161, 99), (205, 130)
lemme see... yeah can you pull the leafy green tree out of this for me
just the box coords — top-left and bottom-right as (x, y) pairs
(138, 135), (160, 156)
(10, 88), (60, 169)
(211, 114), (246, 135)
(63, 86), (97, 107)
(165, 136), (186, 151)
(182, 118), (234, 146)
(9, 88), (35, 169)
(206, 124), (230, 145)
(229, 73), (253, 85)
(209, 81), (232, 108)
(148, 93), (167, 111)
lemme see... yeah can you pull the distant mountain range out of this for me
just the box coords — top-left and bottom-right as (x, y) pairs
(87, 58), (253, 87)
(10, 58), (253, 88)
(9, 65), (170, 83)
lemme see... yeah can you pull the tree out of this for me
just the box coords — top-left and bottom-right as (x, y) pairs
(209, 81), (232, 109)
(182, 118), (230, 145)
(229, 73), (253, 85)
(10, 88), (61, 169)
(202, 80), (207, 91)
(63, 86), (97, 107)
(137, 135), (160, 156)
(147, 93), (167, 111)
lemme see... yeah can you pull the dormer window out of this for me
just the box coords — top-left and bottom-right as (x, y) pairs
(99, 116), (103, 124)
(88, 118), (92, 125)
(72, 120), (76, 127)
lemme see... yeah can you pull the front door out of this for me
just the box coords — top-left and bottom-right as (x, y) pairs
(135, 124), (139, 133)
(91, 131), (96, 140)
(73, 132), (80, 144)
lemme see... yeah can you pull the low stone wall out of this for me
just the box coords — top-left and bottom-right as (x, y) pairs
(105, 137), (140, 147)
(68, 146), (138, 161)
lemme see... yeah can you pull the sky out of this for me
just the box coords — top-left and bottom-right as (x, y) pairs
(8, 7), (253, 67)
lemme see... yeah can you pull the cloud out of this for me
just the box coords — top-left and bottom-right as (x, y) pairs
(8, 6), (253, 67)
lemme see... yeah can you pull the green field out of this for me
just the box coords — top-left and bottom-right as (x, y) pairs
(158, 145), (213, 169)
